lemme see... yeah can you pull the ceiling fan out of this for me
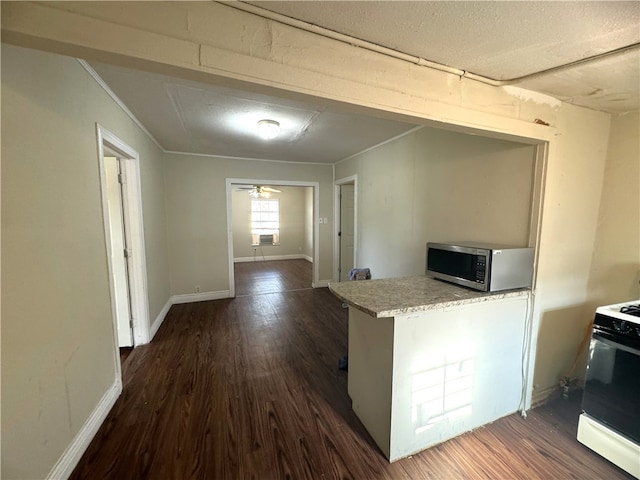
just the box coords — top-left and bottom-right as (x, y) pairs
(235, 185), (282, 198)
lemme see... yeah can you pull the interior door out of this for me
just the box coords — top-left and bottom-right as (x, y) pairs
(105, 156), (134, 347)
(339, 184), (355, 282)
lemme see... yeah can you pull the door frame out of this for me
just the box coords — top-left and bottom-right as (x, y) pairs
(226, 178), (320, 297)
(103, 155), (134, 347)
(97, 124), (151, 355)
(334, 175), (358, 282)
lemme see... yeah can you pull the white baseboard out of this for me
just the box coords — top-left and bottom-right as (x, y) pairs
(147, 292), (230, 341)
(149, 298), (172, 341)
(234, 254), (312, 263)
(312, 279), (331, 288)
(171, 290), (231, 304)
(44, 288), (226, 479)
(46, 271), (323, 479)
(46, 377), (122, 480)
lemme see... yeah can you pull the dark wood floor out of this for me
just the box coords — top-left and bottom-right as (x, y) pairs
(71, 264), (633, 479)
(119, 346), (133, 365)
(234, 259), (312, 297)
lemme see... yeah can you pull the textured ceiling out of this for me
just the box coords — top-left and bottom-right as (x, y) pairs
(248, 1), (639, 79)
(88, 2), (639, 164)
(245, 0), (640, 113)
(89, 62), (417, 163)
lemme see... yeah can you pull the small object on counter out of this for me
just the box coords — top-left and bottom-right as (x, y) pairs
(349, 268), (371, 281)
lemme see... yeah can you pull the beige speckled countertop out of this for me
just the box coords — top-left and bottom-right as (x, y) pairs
(328, 275), (530, 318)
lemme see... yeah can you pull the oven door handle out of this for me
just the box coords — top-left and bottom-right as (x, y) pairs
(592, 330), (640, 355)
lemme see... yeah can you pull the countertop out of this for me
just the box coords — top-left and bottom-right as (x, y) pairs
(328, 275), (530, 318)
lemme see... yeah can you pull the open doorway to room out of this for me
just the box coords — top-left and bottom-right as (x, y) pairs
(103, 152), (134, 349)
(97, 125), (150, 372)
(227, 179), (319, 297)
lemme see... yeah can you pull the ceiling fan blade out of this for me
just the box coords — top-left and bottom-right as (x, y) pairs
(262, 187), (282, 193)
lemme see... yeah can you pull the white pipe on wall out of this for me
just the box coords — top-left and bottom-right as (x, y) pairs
(225, 1), (640, 88)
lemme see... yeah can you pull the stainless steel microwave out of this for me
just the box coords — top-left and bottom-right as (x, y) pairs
(426, 242), (534, 292)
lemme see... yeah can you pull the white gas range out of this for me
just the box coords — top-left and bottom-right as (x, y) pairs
(578, 299), (640, 478)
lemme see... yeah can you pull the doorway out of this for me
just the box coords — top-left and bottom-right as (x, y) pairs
(335, 176), (357, 282)
(97, 125), (151, 361)
(104, 154), (133, 346)
(226, 178), (320, 298)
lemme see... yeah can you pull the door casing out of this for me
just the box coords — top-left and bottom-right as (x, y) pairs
(334, 175), (358, 282)
(226, 178), (321, 298)
(97, 124), (151, 363)
(104, 155), (134, 346)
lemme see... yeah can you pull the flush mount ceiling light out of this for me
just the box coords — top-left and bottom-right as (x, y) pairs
(257, 119), (280, 140)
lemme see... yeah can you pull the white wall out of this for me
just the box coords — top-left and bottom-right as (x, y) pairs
(336, 127), (536, 279)
(1, 44), (171, 479)
(0, 2), (626, 475)
(163, 153), (333, 296)
(232, 186), (310, 259)
(390, 296), (529, 460)
(550, 111), (640, 388)
(530, 104), (611, 402)
(587, 112), (640, 305)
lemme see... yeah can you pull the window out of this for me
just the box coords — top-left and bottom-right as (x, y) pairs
(251, 199), (280, 245)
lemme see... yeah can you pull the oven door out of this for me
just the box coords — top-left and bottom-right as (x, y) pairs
(581, 329), (640, 444)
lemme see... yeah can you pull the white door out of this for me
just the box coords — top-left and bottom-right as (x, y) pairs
(105, 156), (133, 347)
(339, 184), (355, 282)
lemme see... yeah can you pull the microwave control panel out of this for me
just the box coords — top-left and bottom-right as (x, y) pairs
(475, 256), (486, 284)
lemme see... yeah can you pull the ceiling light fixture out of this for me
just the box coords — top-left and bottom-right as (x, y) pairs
(245, 185), (282, 198)
(257, 119), (280, 140)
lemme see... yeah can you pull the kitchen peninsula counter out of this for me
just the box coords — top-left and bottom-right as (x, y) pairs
(329, 275), (532, 463)
(328, 275), (528, 318)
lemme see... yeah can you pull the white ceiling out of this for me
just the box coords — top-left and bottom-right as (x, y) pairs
(245, 1), (640, 112)
(89, 1), (640, 164)
(89, 62), (417, 163)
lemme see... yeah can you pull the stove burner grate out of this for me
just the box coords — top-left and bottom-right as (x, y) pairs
(620, 304), (640, 317)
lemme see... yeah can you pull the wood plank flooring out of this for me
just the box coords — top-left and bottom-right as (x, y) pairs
(71, 263), (633, 479)
(234, 259), (312, 297)
(119, 346), (133, 365)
